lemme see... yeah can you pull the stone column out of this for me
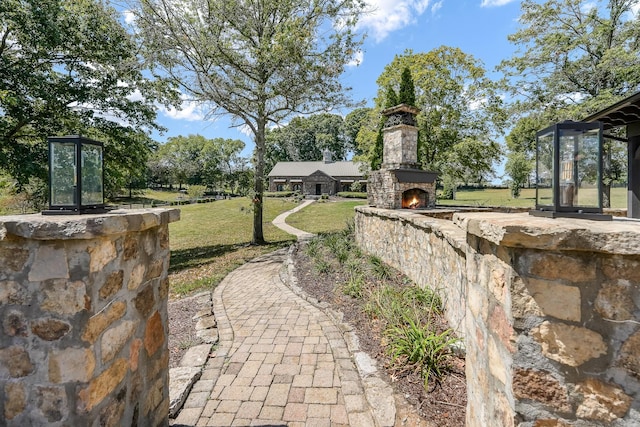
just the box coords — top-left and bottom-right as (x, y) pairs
(381, 104), (420, 170)
(0, 208), (179, 426)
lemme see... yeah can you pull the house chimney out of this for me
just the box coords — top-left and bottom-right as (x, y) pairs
(323, 149), (333, 163)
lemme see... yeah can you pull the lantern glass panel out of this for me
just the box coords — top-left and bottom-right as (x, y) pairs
(50, 141), (77, 206)
(536, 130), (554, 208)
(558, 127), (600, 209)
(81, 143), (103, 205)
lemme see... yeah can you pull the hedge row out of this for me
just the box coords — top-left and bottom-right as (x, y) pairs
(336, 192), (367, 199)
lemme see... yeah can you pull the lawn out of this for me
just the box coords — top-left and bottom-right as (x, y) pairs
(286, 199), (367, 233)
(168, 197), (297, 297)
(167, 197), (365, 297)
(436, 187), (627, 209)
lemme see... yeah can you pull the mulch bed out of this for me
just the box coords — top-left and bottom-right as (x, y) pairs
(290, 242), (467, 426)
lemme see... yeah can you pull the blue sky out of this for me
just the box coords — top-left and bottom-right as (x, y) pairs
(147, 0), (524, 161)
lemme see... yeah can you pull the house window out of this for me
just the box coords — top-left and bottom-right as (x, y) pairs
(341, 183), (351, 192)
(276, 184), (284, 191)
(292, 184), (301, 191)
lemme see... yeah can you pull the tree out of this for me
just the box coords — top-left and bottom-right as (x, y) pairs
(343, 108), (371, 156)
(505, 151), (533, 198)
(131, 0), (364, 244)
(384, 85), (399, 108)
(398, 67), (416, 107)
(499, 0), (640, 206)
(151, 134), (247, 191)
(443, 138), (501, 187)
(156, 135), (204, 189)
(358, 48), (505, 182)
(265, 113), (347, 170)
(0, 0), (174, 190)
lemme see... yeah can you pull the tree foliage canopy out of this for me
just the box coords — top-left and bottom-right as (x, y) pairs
(500, 0), (640, 121)
(265, 113), (348, 172)
(357, 48), (505, 183)
(149, 134), (249, 193)
(132, 0), (365, 243)
(0, 0), (174, 192)
(500, 0), (640, 205)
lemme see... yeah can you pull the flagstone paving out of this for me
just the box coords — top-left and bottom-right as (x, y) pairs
(171, 249), (386, 426)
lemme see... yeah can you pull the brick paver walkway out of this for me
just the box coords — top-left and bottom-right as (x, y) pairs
(172, 249), (379, 426)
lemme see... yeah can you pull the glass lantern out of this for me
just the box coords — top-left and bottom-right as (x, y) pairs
(43, 135), (107, 215)
(530, 121), (611, 220)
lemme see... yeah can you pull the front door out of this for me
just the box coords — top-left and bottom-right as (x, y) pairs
(315, 184), (322, 195)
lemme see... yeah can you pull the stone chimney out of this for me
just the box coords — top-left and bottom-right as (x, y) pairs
(323, 149), (333, 163)
(381, 104), (420, 169)
(367, 104), (438, 209)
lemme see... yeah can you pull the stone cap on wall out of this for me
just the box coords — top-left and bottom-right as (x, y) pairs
(0, 208), (180, 240)
(455, 212), (640, 255)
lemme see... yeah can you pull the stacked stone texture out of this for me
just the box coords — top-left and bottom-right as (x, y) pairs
(382, 123), (419, 169)
(368, 123), (437, 209)
(0, 208), (179, 426)
(355, 207), (640, 426)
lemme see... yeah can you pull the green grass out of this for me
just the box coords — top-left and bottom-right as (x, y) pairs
(436, 187), (627, 209)
(286, 200), (366, 233)
(168, 197), (297, 297)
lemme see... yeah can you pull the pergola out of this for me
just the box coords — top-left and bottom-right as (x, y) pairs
(583, 91), (640, 218)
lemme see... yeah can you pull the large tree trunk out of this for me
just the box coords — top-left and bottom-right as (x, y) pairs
(252, 119), (266, 245)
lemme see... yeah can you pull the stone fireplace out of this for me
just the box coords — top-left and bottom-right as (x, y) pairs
(368, 104), (437, 209)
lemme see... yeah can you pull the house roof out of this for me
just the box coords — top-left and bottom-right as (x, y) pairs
(268, 161), (365, 177)
(583, 90), (640, 130)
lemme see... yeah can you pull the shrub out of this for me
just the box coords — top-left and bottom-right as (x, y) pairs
(264, 191), (295, 197)
(336, 191), (367, 199)
(188, 184), (207, 199)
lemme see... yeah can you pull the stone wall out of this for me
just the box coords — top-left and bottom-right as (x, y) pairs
(0, 208), (179, 426)
(355, 206), (640, 426)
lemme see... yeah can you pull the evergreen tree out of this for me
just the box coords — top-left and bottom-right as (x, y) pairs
(384, 85), (399, 108)
(398, 67), (416, 107)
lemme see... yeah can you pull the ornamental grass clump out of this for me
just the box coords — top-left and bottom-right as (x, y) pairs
(385, 315), (458, 388)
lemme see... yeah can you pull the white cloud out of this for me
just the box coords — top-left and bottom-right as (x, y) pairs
(431, 1), (443, 14)
(159, 94), (207, 121)
(347, 50), (364, 67)
(631, 3), (640, 16)
(359, 0), (435, 42)
(122, 10), (136, 25)
(480, 0), (517, 7)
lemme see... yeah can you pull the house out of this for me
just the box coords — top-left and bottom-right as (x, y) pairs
(267, 152), (366, 196)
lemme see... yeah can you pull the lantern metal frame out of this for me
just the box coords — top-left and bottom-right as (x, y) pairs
(529, 120), (612, 220)
(43, 135), (108, 215)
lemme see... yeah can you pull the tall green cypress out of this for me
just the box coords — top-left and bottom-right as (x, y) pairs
(384, 85), (398, 108)
(398, 67), (416, 107)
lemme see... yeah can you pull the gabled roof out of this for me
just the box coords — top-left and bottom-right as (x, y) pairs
(268, 161), (365, 177)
